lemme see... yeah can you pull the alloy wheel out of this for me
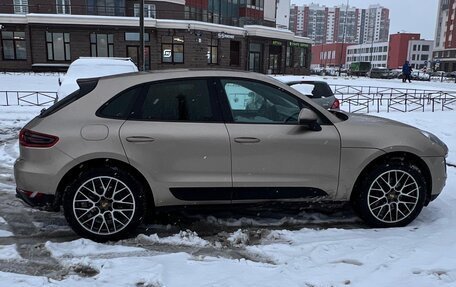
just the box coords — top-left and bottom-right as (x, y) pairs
(367, 170), (420, 224)
(72, 176), (136, 235)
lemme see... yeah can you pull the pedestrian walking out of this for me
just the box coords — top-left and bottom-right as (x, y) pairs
(402, 61), (412, 83)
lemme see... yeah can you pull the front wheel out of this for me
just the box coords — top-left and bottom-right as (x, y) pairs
(353, 161), (427, 227)
(63, 167), (146, 242)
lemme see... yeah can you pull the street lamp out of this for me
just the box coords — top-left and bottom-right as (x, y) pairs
(139, 0), (145, 71)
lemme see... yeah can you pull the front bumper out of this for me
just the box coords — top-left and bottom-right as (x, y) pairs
(422, 156), (447, 204)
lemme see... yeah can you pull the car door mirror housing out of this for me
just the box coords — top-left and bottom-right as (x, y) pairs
(298, 108), (321, 131)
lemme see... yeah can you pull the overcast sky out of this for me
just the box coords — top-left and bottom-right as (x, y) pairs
(291, 0), (439, 40)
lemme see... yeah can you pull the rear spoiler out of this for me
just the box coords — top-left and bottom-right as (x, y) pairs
(76, 78), (99, 96)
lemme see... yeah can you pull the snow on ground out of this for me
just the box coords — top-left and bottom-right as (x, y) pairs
(137, 230), (212, 247)
(0, 73), (456, 286)
(45, 239), (145, 258)
(0, 244), (21, 260)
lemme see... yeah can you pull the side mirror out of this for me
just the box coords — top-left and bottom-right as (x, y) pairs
(298, 108), (321, 131)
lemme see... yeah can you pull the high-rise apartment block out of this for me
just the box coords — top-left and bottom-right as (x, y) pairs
(434, 0), (456, 71)
(290, 3), (390, 45)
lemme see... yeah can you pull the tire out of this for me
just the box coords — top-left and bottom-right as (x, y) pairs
(352, 160), (427, 228)
(63, 166), (146, 242)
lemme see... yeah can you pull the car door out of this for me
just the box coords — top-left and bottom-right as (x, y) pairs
(120, 78), (232, 206)
(218, 78), (341, 202)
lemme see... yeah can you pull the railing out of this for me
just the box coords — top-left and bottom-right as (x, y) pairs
(0, 91), (58, 106)
(331, 84), (456, 113)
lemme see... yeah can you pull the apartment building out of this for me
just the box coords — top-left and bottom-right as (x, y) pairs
(289, 3), (389, 45)
(0, 0), (311, 74)
(433, 0), (456, 72)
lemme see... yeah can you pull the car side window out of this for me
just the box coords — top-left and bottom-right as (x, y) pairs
(136, 79), (215, 122)
(97, 85), (141, 119)
(221, 79), (301, 124)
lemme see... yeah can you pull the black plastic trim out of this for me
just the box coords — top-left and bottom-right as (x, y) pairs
(39, 78), (99, 118)
(169, 187), (328, 201)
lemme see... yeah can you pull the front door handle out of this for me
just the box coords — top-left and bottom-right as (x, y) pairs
(126, 136), (155, 143)
(234, 137), (261, 144)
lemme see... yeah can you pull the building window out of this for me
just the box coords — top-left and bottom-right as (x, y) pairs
(56, 0), (71, 14)
(161, 36), (184, 64)
(248, 43), (262, 72)
(421, 54), (429, 61)
(90, 33), (114, 57)
(1, 31), (27, 60)
(207, 38), (218, 64)
(46, 32), (71, 61)
(412, 55), (416, 61)
(422, 45), (430, 51)
(13, 0), (28, 14)
(299, 48), (305, 67)
(134, 3), (156, 18)
(125, 32), (150, 42)
(88, 0), (125, 16)
(286, 46), (292, 67)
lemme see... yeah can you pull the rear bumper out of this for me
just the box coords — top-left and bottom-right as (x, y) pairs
(16, 188), (57, 211)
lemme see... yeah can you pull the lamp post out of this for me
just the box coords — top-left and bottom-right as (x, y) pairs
(139, 0), (145, 71)
(338, 0), (349, 76)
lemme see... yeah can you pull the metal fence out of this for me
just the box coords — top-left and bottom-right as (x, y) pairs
(0, 91), (58, 106)
(331, 84), (456, 113)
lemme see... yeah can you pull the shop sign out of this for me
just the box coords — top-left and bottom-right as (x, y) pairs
(218, 32), (235, 39)
(272, 40), (283, 46)
(290, 42), (309, 48)
(163, 49), (172, 58)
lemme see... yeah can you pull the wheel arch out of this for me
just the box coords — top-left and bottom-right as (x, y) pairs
(350, 151), (432, 205)
(55, 158), (155, 215)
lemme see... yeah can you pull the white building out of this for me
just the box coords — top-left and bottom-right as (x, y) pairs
(408, 40), (434, 69)
(346, 42), (389, 68)
(275, 0), (291, 29)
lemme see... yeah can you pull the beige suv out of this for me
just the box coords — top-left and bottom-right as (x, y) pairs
(14, 70), (448, 241)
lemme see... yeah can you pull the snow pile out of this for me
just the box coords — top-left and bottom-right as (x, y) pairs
(0, 244), (21, 260)
(45, 238), (145, 258)
(137, 230), (210, 247)
(227, 229), (250, 246)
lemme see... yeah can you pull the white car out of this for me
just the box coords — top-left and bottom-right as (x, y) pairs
(57, 57), (138, 99)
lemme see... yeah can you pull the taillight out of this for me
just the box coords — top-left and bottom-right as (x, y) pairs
(331, 98), (340, 109)
(19, 129), (59, 148)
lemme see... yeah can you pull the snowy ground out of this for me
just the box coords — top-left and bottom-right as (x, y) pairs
(0, 73), (455, 286)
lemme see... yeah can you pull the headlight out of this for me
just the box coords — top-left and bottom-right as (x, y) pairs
(420, 130), (448, 154)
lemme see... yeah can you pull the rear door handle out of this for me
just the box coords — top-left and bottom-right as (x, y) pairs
(126, 136), (155, 143)
(234, 137), (261, 144)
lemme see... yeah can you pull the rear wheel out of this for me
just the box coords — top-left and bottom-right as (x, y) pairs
(353, 161), (427, 227)
(63, 166), (146, 241)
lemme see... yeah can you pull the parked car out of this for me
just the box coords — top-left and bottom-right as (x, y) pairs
(283, 80), (340, 110)
(367, 68), (395, 79)
(15, 70), (448, 241)
(57, 57), (138, 99)
(410, 71), (431, 81)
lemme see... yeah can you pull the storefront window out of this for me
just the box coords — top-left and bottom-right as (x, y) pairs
(248, 43), (262, 72)
(162, 36), (184, 64)
(207, 38), (218, 64)
(46, 32), (71, 61)
(1, 31), (27, 60)
(230, 41), (240, 66)
(90, 33), (114, 57)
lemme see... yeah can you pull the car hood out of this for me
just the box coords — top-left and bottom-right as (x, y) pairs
(334, 113), (448, 157)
